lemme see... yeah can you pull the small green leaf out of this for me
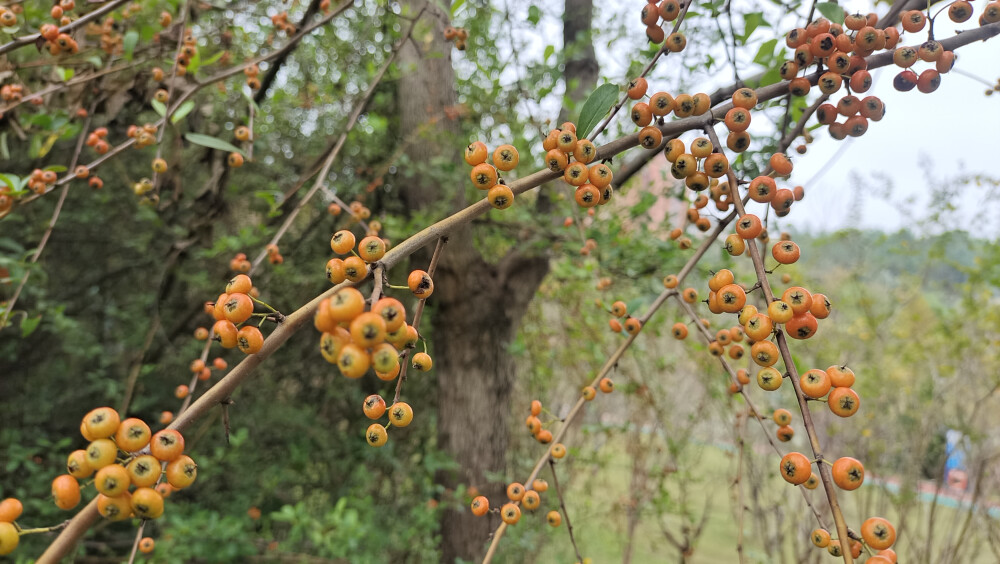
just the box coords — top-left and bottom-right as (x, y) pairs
(87, 55), (103, 68)
(184, 133), (245, 156)
(2, 26), (20, 35)
(151, 99), (167, 116)
(171, 101), (195, 124)
(741, 12), (768, 44)
(543, 44), (554, 62)
(43, 165), (67, 173)
(123, 30), (139, 61)
(56, 66), (74, 81)
(200, 50), (225, 67)
(0, 132), (8, 160)
(758, 67), (782, 88)
(815, 2), (845, 24)
(0, 173), (16, 190)
(450, 0), (465, 16)
(21, 315), (41, 338)
(753, 38), (778, 65)
(575, 83), (620, 139)
(527, 5), (541, 25)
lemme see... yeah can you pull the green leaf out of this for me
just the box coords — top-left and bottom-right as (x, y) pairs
(43, 165), (67, 173)
(171, 101), (195, 124)
(741, 12), (767, 44)
(575, 83), (620, 140)
(87, 55), (103, 69)
(123, 30), (139, 62)
(527, 5), (541, 25)
(543, 44), (554, 62)
(151, 99), (167, 117)
(753, 38), (778, 65)
(200, 50), (225, 67)
(450, 0), (465, 16)
(56, 66), (74, 81)
(184, 133), (245, 156)
(0, 173), (17, 191)
(21, 315), (41, 338)
(0, 132), (8, 160)
(815, 2), (845, 24)
(758, 67), (782, 88)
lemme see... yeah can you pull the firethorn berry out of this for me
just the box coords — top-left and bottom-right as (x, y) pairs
(732, 87), (757, 109)
(237, 325), (264, 354)
(800, 369), (832, 398)
(471, 495), (489, 516)
(327, 288), (365, 321)
(744, 313), (773, 342)
(337, 344), (370, 378)
(350, 312), (387, 347)
(530, 400), (542, 417)
(564, 162), (589, 186)
(214, 320), (239, 348)
(556, 129), (578, 153)
(175, 384), (190, 399)
(547, 510), (562, 527)
(751, 341), (779, 367)
(522, 490), (540, 510)
(917, 69), (941, 93)
(901, 9), (926, 32)
(151, 429), (185, 462)
(127, 455), (161, 488)
(366, 423), (388, 447)
(773, 408), (792, 426)
(715, 330), (731, 345)
(936, 51), (956, 73)
(832, 456), (865, 490)
(649, 92), (673, 116)
(767, 300), (793, 324)
(665, 32), (686, 52)
(115, 420), (150, 453)
(818, 71), (843, 95)
(748, 176), (776, 203)
(131, 487), (165, 519)
(408, 269), (434, 298)
(491, 144), (519, 171)
(551, 443), (567, 459)
(506, 482), (525, 501)
(638, 126), (662, 149)
(545, 149), (569, 172)
(877, 549), (898, 563)
(786, 312), (818, 339)
(772, 241), (800, 264)
(724, 234), (746, 256)
(682, 287), (698, 303)
(97, 492), (132, 521)
(324, 258), (345, 284)
(811, 528), (831, 548)
(95, 464), (130, 497)
(165, 455), (198, 489)
(582, 386), (597, 400)
(779, 452), (812, 485)
(84, 407), (121, 439)
(826, 365), (855, 388)
(223, 292), (254, 324)
(86, 438), (118, 469)
(0, 498), (22, 523)
(411, 351), (433, 371)
(486, 184), (514, 210)
(809, 293), (831, 318)
(340, 255), (366, 282)
(803, 472), (820, 490)
(501, 503), (521, 525)
(66, 449), (92, 479)
(645, 24), (664, 44)
(330, 230), (356, 254)
(769, 153), (793, 176)
(781, 287), (812, 315)
(724, 107), (751, 132)
(52, 474), (81, 510)
(227, 152), (244, 167)
(370, 298), (406, 333)
(623, 317), (642, 335)
(727, 131), (751, 152)
(627, 77), (648, 100)
(717, 285), (746, 314)
(138, 537), (156, 554)
(861, 517), (896, 550)
(611, 301), (627, 318)
(526, 415), (541, 435)
(464, 141), (488, 165)
(599, 377), (614, 393)
(370, 343), (399, 374)
(389, 402), (414, 427)
(363, 395), (387, 420)
(569, 139), (596, 164)
(776, 425), (794, 442)
(829, 387), (860, 417)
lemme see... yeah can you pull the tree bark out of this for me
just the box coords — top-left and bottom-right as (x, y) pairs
(395, 0), (597, 560)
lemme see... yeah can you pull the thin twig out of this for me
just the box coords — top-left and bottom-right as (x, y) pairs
(392, 236), (446, 405)
(549, 459), (584, 563)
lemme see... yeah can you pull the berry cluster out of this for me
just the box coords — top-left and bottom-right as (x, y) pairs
(208, 273), (270, 355)
(0, 408), (196, 557)
(465, 141), (519, 209)
(638, 0), (685, 45)
(469, 474), (562, 530)
(443, 26), (470, 50)
(539, 122), (614, 208)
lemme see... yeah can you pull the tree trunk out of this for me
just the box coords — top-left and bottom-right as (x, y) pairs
(395, 0), (597, 561)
